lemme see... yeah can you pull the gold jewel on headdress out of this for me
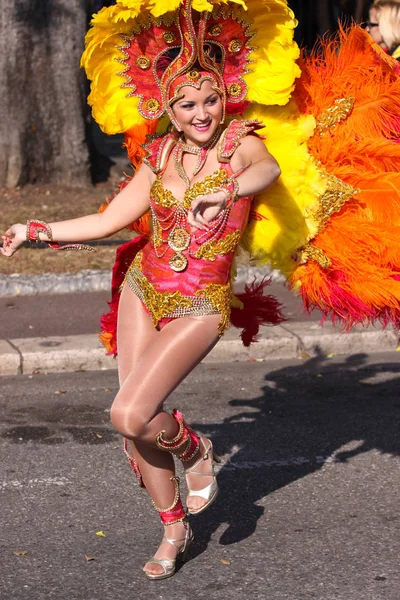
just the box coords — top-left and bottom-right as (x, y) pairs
(186, 70), (201, 82)
(136, 56), (151, 70)
(163, 31), (176, 44)
(228, 40), (242, 53)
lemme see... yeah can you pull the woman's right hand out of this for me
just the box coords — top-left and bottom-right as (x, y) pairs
(1, 224), (26, 257)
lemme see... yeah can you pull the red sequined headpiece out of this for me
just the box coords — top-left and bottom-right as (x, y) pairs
(116, 0), (253, 125)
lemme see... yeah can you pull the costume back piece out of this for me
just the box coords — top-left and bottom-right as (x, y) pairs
(81, 0), (400, 356)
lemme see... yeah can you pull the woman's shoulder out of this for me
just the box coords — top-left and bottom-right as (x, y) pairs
(217, 119), (265, 163)
(142, 131), (176, 174)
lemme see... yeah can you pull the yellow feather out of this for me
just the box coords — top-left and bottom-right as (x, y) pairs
(241, 102), (326, 275)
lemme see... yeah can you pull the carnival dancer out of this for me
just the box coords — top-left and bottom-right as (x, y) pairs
(4, 0), (400, 583)
(1, 0), (294, 580)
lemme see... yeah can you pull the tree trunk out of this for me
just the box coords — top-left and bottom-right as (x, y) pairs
(0, 0), (94, 188)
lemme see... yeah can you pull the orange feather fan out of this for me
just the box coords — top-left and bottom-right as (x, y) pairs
(291, 26), (400, 329)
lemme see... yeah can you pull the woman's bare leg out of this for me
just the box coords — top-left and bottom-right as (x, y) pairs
(115, 285), (221, 575)
(114, 286), (222, 506)
(117, 286), (186, 576)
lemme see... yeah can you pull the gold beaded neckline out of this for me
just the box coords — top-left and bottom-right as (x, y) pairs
(173, 126), (221, 188)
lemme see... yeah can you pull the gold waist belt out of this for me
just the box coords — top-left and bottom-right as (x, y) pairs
(124, 263), (232, 335)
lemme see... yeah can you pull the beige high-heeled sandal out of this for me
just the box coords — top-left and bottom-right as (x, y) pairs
(185, 438), (221, 516)
(144, 523), (194, 581)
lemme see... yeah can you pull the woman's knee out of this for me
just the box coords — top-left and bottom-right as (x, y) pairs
(110, 401), (148, 440)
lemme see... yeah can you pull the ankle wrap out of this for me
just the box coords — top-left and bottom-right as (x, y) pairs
(153, 476), (187, 525)
(155, 409), (200, 462)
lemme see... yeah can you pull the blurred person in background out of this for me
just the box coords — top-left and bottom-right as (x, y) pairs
(366, 0), (400, 58)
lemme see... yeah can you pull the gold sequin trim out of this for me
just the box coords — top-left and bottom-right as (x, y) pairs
(297, 243), (332, 269)
(195, 229), (241, 261)
(314, 172), (359, 233)
(315, 97), (355, 136)
(195, 283), (233, 335)
(151, 177), (181, 209)
(184, 169), (230, 207)
(151, 168), (229, 211)
(299, 171), (359, 268)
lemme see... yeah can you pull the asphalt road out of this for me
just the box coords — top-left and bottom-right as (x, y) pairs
(1, 353), (400, 600)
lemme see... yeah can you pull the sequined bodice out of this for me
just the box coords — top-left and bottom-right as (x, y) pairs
(148, 167), (242, 273)
(124, 120), (260, 334)
(150, 168), (229, 211)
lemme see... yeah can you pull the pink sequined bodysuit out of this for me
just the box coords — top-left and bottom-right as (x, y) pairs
(123, 120), (261, 334)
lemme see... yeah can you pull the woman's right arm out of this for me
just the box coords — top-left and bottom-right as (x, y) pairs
(1, 163), (154, 257)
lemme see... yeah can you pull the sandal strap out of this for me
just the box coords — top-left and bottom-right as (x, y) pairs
(185, 470), (214, 477)
(185, 439), (212, 474)
(186, 481), (217, 500)
(146, 556), (175, 573)
(161, 535), (187, 552)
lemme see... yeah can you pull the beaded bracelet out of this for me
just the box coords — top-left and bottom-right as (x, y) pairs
(220, 177), (240, 209)
(26, 219), (96, 252)
(26, 220), (53, 243)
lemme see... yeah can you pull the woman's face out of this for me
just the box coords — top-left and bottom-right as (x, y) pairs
(367, 7), (387, 49)
(171, 79), (223, 146)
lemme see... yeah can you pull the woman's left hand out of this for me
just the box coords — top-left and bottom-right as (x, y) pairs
(187, 190), (228, 230)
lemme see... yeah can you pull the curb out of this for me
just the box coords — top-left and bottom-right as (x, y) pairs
(0, 266), (283, 297)
(1, 322), (397, 376)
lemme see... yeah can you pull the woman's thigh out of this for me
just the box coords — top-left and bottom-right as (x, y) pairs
(117, 283), (159, 385)
(113, 312), (222, 424)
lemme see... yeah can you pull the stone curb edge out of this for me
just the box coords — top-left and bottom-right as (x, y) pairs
(1, 323), (397, 376)
(0, 266), (283, 297)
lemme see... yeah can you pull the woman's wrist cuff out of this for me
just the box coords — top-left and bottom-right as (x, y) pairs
(220, 178), (240, 209)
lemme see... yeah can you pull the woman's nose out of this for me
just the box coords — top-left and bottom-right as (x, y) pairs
(196, 106), (207, 120)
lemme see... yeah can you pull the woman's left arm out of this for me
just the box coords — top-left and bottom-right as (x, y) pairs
(188, 135), (280, 229)
(229, 134), (281, 197)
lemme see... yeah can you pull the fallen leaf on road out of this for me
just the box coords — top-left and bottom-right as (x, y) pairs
(96, 433), (103, 439)
(316, 373), (323, 378)
(55, 390), (66, 395)
(104, 388), (112, 392)
(220, 559), (231, 565)
(13, 551), (28, 556)
(326, 353), (334, 358)
(85, 555), (96, 561)
(96, 531), (106, 538)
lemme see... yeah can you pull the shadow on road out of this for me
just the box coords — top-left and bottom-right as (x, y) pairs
(189, 351), (400, 556)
